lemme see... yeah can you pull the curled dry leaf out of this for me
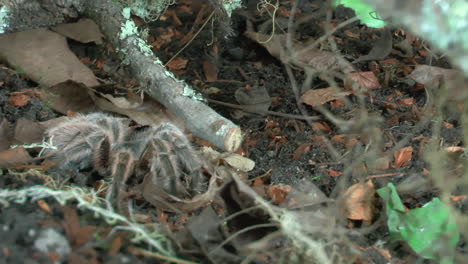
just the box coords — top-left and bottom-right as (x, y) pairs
(244, 32), (354, 73)
(141, 168), (218, 213)
(300, 87), (352, 107)
(203, 58), (218, 82)
(51, 18), (104, 45)
(0, 147), (33, 167)
(268, 185), (292, 205)
(328, 169), (342, 177)
(292, 143), (312, 160)
(342, 180), (375, 222)
(222, 153), (255, 172)
(393, 146), (413, 168)
(345, 71), (381, 91)
(166, 57), (188, 71)
(8, 93), (30, 107)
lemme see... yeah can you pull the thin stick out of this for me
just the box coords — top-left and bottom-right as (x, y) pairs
(207, 99), (320, 121)
(165, 10), (215, 66)
(127, 246), (198, 264)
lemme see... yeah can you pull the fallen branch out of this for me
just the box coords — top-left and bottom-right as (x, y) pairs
(2, 0), (242, 151)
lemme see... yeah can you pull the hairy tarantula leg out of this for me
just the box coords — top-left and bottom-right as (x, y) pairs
(109, 150), (134, 214)
(150, 139), (188, 196)
(153, 123), (202, 172)
(92, 136), (111, 176)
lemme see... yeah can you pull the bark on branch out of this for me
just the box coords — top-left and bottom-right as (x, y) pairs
(2, 0), (242, 151)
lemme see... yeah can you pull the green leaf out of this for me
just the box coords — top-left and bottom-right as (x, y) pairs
(377, 183), (459, 263)
(334, 0), (386, 28)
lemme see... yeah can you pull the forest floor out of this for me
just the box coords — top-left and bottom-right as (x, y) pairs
(0, 0), (467, 263)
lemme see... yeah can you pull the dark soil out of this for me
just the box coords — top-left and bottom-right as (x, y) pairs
(0, 0), (467, 263)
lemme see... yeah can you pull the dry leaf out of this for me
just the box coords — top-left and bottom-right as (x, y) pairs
(51, 18), (103, 45)
(244, 32), (354, 73)
(345, 72), (381, 91)
(398, 98), (414, 106)
(342, 180), (375, 221)
(268, 185), (292, 205)
(0, 119), (13, 151)
(37, 200), (52, 214)
(0, 28), (99, 87)
(41, 80), (96, 114)
(222, 153), (255, 172)
(328, 169), (342, 177)
(0, 147), (32, 167)
(166, 57), (188, 71)
(13, 118), (44, 144)
(301, 87), (351, 107)
(235, 85), (271, 113)
(393, 146), (413, 168)
(408, 65), (460, 87)
(292, 143), (311, 160)
(8, 93), (30, 107)
(203, 59), (218, 82)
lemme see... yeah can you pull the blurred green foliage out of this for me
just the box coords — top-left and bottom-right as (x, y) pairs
(377, 183), (459, 264)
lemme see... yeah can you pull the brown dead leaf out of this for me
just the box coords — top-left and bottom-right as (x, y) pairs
(373, 155), (391, 170)
(268, 185), (292, 205)
(331, 134), (361, 149)
(0, 119), (13, 151)
(62, 206), (97, 248)
(328, 169), (342, 177)
(235, 85), (271, 113)
(292, 143), (311, 160)
(342, 180), (375, 221)
(37, 200), (52, 214)
(344, 30), (360, 39)
(108, 235), (123, 256)
(91, 89), (185, 129)
(14, 118), (44, 144)
(312, 122), (331, 133)
(166, 57), (188, 71)
(392, 146), (413, 168)
(203, 59), (218, 82)
(301, 87), (352, 107)
(8, 93), (30, 107)
(51, 18), (103, 45)
(398, 98), (414, 106)
(41, 80), (96, 114)
(244, 32), (355, 73)
(0, 147), (32, 167)
(0, 28), (99, 87)
(408, 65), (460, 87)
(345, 72), (381, 91)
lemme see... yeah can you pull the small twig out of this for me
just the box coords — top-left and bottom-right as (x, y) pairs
(366, 173), (404, 179)
(298, 16), (360, 56)
(207, 223), (278, 256)
(127, 246), (198, 264)
(165, 10), (215, 66)
(207, 99), (320, 121)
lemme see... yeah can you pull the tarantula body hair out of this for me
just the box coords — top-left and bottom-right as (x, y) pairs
(45, 113), (208, 210)
(45, 113), (132, 172)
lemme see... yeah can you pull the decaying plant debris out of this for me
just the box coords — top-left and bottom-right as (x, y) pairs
(0, 0), (468, 263)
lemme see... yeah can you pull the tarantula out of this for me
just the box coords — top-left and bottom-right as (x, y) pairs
(44, 113), (206, 211)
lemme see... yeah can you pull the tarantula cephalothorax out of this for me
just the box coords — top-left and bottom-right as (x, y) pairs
(44, 113), (206, 210)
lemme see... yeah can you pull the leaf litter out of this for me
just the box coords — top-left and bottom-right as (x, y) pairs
(0, 1), (467, 263)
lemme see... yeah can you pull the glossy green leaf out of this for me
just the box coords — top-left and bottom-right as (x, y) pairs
(377, 183), (459, 264)
(334, 0), (386, 28)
